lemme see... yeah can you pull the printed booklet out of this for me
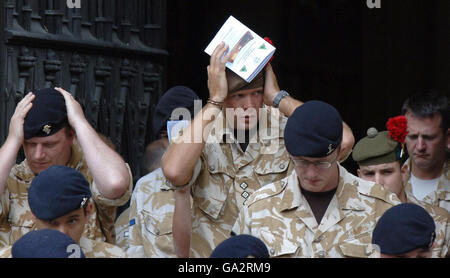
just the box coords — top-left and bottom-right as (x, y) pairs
(205, 15), (276, 83)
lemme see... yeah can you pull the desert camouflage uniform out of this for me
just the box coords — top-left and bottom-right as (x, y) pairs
(114, 207), (131, 251)
(128, 168), (186, 257)
(185, 107), (293, 257)
(232, 165), (401, 258)
(0, 236), (126, 258)
(404, 189), (450, 258)
(0, 140), (133, 248)
(403, 158), (450, 213)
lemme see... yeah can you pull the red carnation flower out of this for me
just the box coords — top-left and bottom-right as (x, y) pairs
(386, 115), (408, 144)
(264, 36), (274, 63)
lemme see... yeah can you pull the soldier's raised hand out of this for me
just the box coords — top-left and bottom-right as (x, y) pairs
(263, 63), (281, 107)
(54, 87), (87, 129)
(8, 92), (35, 145)
(207, 42), (233, 103)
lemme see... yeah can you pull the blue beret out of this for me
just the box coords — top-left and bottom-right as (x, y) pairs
(210, 234), (269, 258)
(12, 229), (85, 258)
(152, 86), (200, 138)
(28, 166), (92, 221)
(24, 88), (68, 140)
(372, 203), (436, 255)
(284, 101), (343, 157)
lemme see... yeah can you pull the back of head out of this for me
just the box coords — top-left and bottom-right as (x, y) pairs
(28, 165), (92, 221)
(24, 88), (68, 140)
(140, 139), (168, 175)
(372, 203), (436, 255)
(210, 234), (269, 258)
(152, 86), (200, 139)
(402, 89), (449, 132)
(284, 100), (343, 157)
(12, 229), (85, 258)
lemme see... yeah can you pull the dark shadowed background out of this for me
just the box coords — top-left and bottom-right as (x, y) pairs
(165, 0), (450, 174)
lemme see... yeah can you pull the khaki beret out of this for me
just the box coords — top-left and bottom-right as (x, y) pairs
(226, 68), (264, 94)
(352, 128), (403, 166)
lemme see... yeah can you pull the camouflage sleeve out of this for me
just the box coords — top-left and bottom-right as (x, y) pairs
(91, 163), (133, 207)
(441, 212), (450, 258)
(0, 187), (11, 249)
(126, 182), (146, 258)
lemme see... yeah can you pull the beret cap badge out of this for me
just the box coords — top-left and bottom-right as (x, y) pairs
(42, 124), (52, 135)
(80, 197), (88, 208)
(327, 144), (334, 155)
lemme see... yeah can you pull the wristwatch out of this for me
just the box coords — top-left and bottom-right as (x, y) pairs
(272, 90), (290, 108)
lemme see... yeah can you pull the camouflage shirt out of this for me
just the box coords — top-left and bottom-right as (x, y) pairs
(0, 140), (133, 248)
(185, 107), (293, 257)
(114, 207), (130, 251)
(405, 191), (450, 258)
(0, 236), (126, 258)
(127, 168), (184, 258)
(232, 165), (401, 258)
(403, 158), (450, 213)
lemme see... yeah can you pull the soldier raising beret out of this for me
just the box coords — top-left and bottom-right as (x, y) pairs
(0, 87), (133, 248)
(162, 42), (356, 257)
(232, 100), (401, 258)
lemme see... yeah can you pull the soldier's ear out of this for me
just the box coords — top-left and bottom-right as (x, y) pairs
(84, 202), (94, 217)
(357, 168), (362, 178)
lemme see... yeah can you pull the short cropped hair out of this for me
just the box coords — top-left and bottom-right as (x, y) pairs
(402, 90), (449, 133)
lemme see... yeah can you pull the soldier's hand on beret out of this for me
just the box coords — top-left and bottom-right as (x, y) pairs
(54, 87), (86, 128)
(207, 42), (232, 103)
(263, 63), (281, 107)
(9, 92), (35, 144)
(338, 123), (355, 163)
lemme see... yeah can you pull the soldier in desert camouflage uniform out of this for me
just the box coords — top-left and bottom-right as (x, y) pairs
(11, 229), (86, 258)
(163, 43), (355, 257)
(372, 203), (438, 258)
(0, 166), (125, 258)
(232, 101), (400, 258)
(126, 86), (199, 257)
(353, 126), (449, 258)
(0, 88), (132, 247)
(401, 90), (450, 212)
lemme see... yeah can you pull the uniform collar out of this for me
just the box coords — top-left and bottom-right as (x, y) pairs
(403, 158), (450, 195)
(279, 164), (365, 212)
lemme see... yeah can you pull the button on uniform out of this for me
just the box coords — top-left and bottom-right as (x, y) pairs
(317, 250), (326, 258)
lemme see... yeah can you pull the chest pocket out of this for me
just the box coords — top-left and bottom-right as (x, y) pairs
(142, 210), (172, 237)
(254, 148), (291, 186)
(339, 234), (374, 258)
(259, 230), (299, 258)
(194, 156), (233, 220)
(141, 210), (174, 255)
